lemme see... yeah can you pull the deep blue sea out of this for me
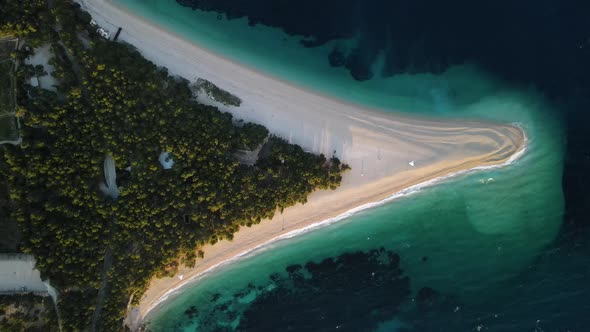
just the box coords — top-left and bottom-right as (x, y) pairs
(113, 1), (590, 331)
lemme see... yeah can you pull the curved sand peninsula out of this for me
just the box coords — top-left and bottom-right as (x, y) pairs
(76, 0), (527, 326)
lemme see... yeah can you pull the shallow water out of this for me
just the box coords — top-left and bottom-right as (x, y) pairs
(109, 1), (589, 331)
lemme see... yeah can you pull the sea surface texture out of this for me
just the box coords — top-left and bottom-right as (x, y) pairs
(115, 0), (590, 331)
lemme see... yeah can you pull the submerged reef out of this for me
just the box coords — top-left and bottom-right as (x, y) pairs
(164, 248), (454, 331)
(176, 0), (590, 93)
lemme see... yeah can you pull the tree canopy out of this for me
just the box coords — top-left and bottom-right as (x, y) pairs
(0, 1), (349, 330)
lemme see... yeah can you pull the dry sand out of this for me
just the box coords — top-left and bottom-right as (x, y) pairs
(76, 0), (526, 327)
(24, 44), (58, 92)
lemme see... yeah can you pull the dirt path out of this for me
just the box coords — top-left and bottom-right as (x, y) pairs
(90, 248), (112, 332)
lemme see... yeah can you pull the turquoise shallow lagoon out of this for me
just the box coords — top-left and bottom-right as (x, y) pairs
(113, 1), (568, 330)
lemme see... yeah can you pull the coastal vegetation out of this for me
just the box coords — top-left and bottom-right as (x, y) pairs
(0, 0), (53, 46)
(192, 78), (242, 107)
(0, 0), (348, 330)
(0, 293), (59, 331)
(0, 38), (19, 142)
(0, 179), (20, 251)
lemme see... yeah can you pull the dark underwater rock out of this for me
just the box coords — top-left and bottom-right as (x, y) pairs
(328, 47), (346, 67)
(237, 248), (411, 331)
(346, 53), (373, 81)
(416, 287), (439, 307)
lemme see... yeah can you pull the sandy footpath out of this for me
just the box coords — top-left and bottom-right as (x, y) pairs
(75, 0), (526, 327)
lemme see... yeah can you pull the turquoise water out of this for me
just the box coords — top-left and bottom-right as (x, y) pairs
(114, 0), (514, 119)
(112, 1), (567, 330)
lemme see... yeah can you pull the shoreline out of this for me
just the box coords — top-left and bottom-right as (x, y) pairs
(142, 130), (528, 320)
(79, 0), (507, 127)
(135, 129), (527, 327)
(74, 1), (528, 329)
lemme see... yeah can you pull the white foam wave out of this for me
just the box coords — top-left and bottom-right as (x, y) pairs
(143, 130), (528, 318)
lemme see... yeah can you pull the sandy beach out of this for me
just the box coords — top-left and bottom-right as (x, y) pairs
(75, 0), (526, 327)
